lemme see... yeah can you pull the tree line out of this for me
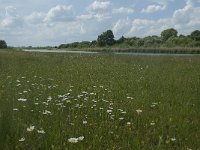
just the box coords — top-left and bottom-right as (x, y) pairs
(59, 28), (200, 49)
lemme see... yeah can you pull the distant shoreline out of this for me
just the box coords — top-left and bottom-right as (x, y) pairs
(23, 47), (200, 54)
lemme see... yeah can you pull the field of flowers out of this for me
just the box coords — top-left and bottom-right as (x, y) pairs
(0, 50), (199, 149)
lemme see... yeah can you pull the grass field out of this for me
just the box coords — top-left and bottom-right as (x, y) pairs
(0, 49), (199, 149)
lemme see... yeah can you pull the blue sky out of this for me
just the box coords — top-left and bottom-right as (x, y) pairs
(0, 0), (200, 46)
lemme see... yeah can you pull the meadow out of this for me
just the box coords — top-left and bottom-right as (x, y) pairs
(0, 49), (199, 149)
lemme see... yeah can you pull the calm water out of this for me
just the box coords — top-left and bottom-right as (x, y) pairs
(23, 49), (200, 56)
(23, 49), (98, 54)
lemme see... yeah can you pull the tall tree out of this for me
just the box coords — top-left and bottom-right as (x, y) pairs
(0, 40), (7, 49)
(97, 30), (115, 46)
(161, 28), (178, 42)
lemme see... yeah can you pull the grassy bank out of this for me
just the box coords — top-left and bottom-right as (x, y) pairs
(0, 49), (200, 149)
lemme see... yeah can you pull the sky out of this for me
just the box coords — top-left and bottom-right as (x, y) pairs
(0, 0), (200, 46)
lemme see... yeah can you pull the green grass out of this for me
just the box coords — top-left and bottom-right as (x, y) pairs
(0, 49), (200, 149)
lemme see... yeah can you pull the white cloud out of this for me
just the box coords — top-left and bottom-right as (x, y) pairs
(111, 0), (200, 38)
(80, 24), (86, 34)
(93, 13), (110, 22)
(141, 5), (166, 13)
(76, 14), (93, 21)
(112, 18), (132, 37)
(172, 0), (200, 34)
(24, 12), (45, 24)
(87, 1), (111, 12)
(24, 5), (74, 25)
(149, 0), (174, 6)
(43, 5), (73, 22)
(112, 7), (134, 14)
(0, 6), (22, 29)
(172, 0), (193, 24)
(76, 13), (110, 22)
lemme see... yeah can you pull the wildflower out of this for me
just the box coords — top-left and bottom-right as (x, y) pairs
(152, 102), (158, 105)
(127, 122), (131, 125)
(119, 117), (124, 120)
(43, 102), (48, 106)
(171, 138), (176, 142)
(68, 138), (78, 143)
(58, 95), (63, 98)
(47, 96), (52, 101)
(107, 110), (112, 113)
(151, 102), (158, 108)
(13, 108), (19, 111)
(82, 91), (87, 94)
(136, 109), (142, 114)
(78, 136), (84, 141)
(19, 137), (25, 142)
(18, 98), (27, 102)
(43, 110), (51, 115)
(37, 129), (45, 134)
(83, 121), (87, 124)
(56, 103), (63, 106)
(127, 96), (133, 100)
(27, 125), (35, 132)
(150, 122), (155, 126)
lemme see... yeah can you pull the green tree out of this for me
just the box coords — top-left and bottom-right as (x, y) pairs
(161, 28), (178, 42)
(116, 36), (125, 44)
(0, 40), (7, 49)
(97, 30), (115, 46)
(190, 30), (200, 41)
(143, 36), (162, 47)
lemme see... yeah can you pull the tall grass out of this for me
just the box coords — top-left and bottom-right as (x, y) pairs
(0, 50), (200, 149)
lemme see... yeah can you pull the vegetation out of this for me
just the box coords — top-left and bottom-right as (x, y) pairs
(161, 28), (178, 42)
(0, 40), (7, 49)
(0, 49), (199, 149)
(190, 30), (200, 41)
(97, 30), (115, 46)
(59, 28), (200, 52)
